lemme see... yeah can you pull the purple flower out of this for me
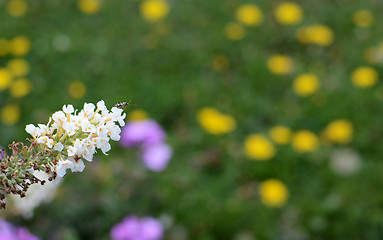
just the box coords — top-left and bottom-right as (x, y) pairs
(141, 144), (172, 172)
(119, 119), (172, 172)
(111, 216), (140, 240)
(0, 220), (14, 240)
(120, 120), (165, 147)
(0, 219), (39, 240)
(139, 217), (164, 240)
(111, 216), (164, 240)
(16, 228), (39, 240)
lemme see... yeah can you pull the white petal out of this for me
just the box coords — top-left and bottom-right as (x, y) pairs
(101, 142), (111, 155)
(52, 111), (66, 124)
(63, 104), (74, 114)
(56, 160), (74, 178)
(71, 160), (85, 172)
(54, 142), (64, 152)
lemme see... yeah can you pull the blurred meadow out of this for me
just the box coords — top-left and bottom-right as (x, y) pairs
(1, 0), (383, 239)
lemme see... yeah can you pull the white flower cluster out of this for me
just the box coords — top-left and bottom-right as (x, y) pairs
(25, 100), (126, 178)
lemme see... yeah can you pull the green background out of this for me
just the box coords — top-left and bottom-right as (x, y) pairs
(1, 0), (383, 239)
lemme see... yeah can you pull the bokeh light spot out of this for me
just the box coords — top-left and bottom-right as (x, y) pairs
(140, 0), (169, 22)
(235, 4), (263, 26)
(351, 66), (378, 88)
(10, 79), (32, 98)
(267, 54), (293, 75)
(6, 0), (27, 17)
(7, 58), (29, 77)
(293, 73), (320, 97)
(68, 81), (86, 99)
(291, 130), (319, 152)
(197, 107), (236, 135)
(224, 23), (246, 40)
(0, 69), (13, 90)
(269, 126), (292, 145)
(128, 109), (149, 121)
(259, 179), (289, 207)
(211, 54), (230, 72)
(323, 119), (353, 144)
(353, 10), (373, 27)
(244, 134), (276, 160)
(274, 2), (303, 25)
(10, 36), (31, 56)
(1, 104), (21, 125)
(78, 0), (101, 14)
(296, 25), (334, 46)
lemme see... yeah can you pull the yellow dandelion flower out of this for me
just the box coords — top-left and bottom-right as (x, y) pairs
(211, 54), (230, 72)
(259, 179), (289, 207)
(6, 0), (27, 17)
(1, 104), (21, 125)
(324, 119), (353, 144)
(224, 23), (246, 40)
(291, 130), (319, 152)
(68, 81), (86, 99)
(235, 4), (263, 26)
(313, 25), (334, 46)
(267, 54), (293, 75)
(140, 0), (169, 22)
(10, 36), (31, 56)
(0, 69), (13, 90)
(351, 66), (378, 88)
(244, 134), (276, 160)
(293, 73), (320, 97)
(274, 2), (303, 25)
(296, 25), (334, 46)
(311, 25), (334, 46)
(78, 0), (101, 14)
(269, 126), (292, 145)
(10, 79), (32, 98)
(128, 109), (149, 121)
(0, 39), (10, 56)
(197, 107), (236, 135)
(353, 10), (373, 27)
(7, 58), (29, 77)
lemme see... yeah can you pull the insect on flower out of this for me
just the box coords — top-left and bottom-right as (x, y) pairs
(73, 154), (81, 163)
(115, 100), (138, 109)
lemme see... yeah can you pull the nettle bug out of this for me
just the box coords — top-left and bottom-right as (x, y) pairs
(115, 100), (138, 109)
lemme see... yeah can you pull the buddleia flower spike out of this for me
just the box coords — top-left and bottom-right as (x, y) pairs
(0, 100), (126, 208)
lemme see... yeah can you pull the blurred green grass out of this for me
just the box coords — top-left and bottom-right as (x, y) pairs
(1, 0), (383, 239)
